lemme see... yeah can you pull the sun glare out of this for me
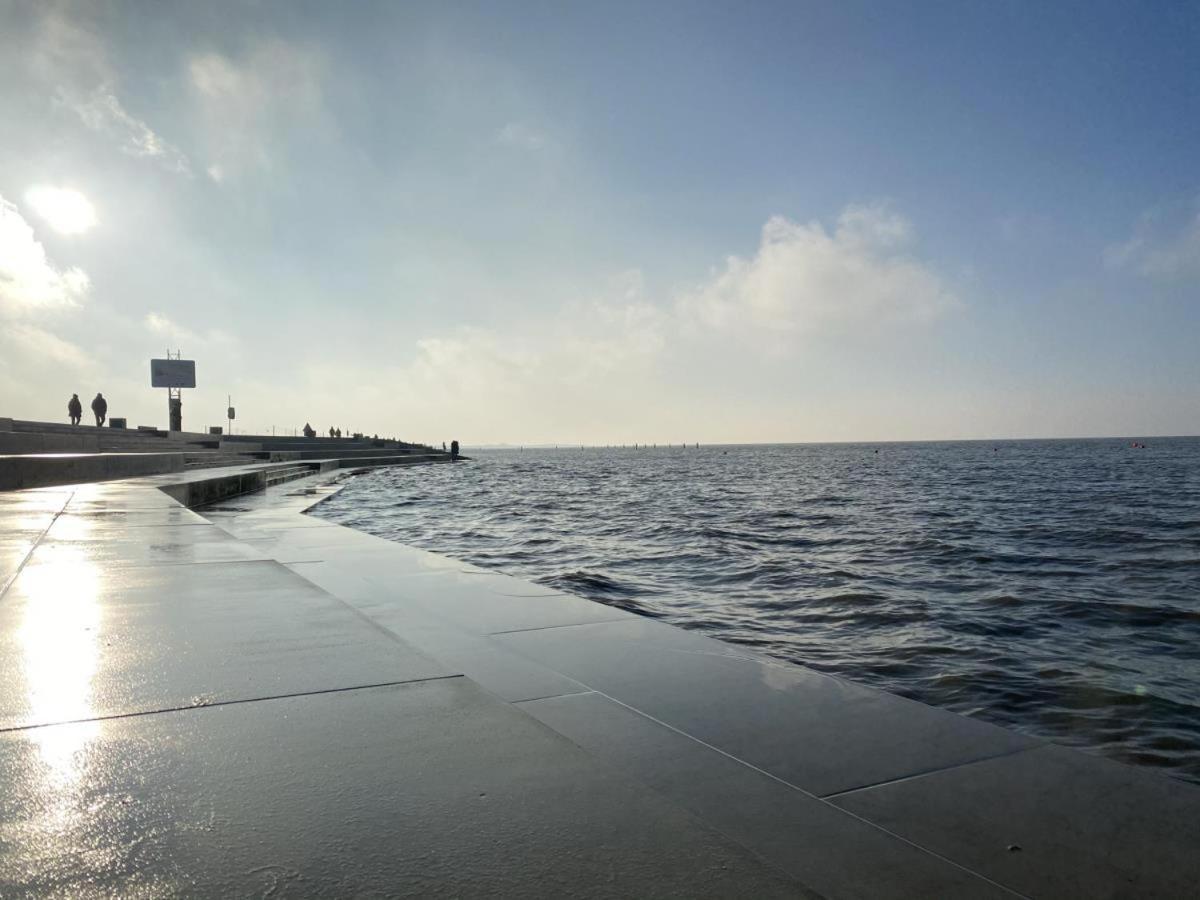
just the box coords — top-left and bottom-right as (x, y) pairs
(24, 185), (98, 236)
(17, 547), (102, 784)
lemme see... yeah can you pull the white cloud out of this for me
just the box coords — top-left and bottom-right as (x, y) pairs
(189, 39), (325, 178)
(144, 311), (236, 351)
(24, 186), (98, 236)
(56, 85), (193, 176)
(356, 204), (955, 440)
(496, 122), (548, 151)
(1, 322), (87, 367)
(677, 203), (957, 338)
(35, 12), (191, 175)
(0, 195), (90, 315)
(1107, 211), (1200, 279)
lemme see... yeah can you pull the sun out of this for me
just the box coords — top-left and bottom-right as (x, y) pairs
(24, 186), (98, 236)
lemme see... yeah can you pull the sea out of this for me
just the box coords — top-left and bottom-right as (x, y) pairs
(312, 438), (1200, 784)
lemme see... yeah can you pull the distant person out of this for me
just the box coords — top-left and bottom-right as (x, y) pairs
(91, 392), (107, 427)
(335, 428), (342, 438)
(450, 439), (460, 459)
(442, 441), (447, 451)
(303, 422), (316, 438)
(67, 394), (82, 426)
(329, 427), (335, 438)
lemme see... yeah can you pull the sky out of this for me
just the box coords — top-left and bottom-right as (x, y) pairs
(1, 0), (1197, 444)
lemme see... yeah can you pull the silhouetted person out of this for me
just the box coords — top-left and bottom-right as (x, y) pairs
(442, 441), (446, 451)
(303, 422), (316, 438)
(67, 394), (82, 426)
(335, 428), (342, 438)
(91, 392), (107, 427)
(450, 439), (459, 459)
(329, 427), (335, 438)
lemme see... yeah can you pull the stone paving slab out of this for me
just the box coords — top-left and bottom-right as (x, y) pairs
(830, 742), (1200, 899)
(202, 510), (343, 532)
(0, 535), (41, 592)
(288, 560), (592, 703)
(0, 679), (811, 898)
(45, 507), (212, 533)
(520, 690), (1019, 899)
(495, 617), (1042, 797)
(0, 558), (456, 729)
(235, 519), (422, 560)
(0, 508), (58, 534)
(291, 557), (635, 634)
(0, 492), (71, 516)
(63, 489), (187, 511)
(27, 528), (270, 569)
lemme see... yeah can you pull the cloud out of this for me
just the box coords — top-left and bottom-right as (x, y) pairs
(1106, 210), (1200, 280)
(357, 203), (955, 440)
(0, 194), (90, 316)
(677, 203), (957, 339)
(496, 122), (548, 151)
(1, 322), (87, 367)
(188, 39), (326, 179)
(144, 311), (235, 350)
(34, 11), (191, 175)
(56, 85), (193, 176)
(408, 291), (666, 399)
(283, 279), (672, 443)
(0, 191), (91, 404)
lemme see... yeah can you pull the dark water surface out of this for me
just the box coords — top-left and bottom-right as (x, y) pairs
(314, 439), (1200, 783)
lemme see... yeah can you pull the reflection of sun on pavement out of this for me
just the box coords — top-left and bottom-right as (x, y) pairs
(17, 544), (102, 823)
(46, 515), (99, 542)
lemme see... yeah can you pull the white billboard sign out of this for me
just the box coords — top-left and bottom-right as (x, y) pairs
(150, 359), (196, 388)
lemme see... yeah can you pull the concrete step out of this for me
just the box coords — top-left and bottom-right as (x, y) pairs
(264, 465), (317, 486)
(183, 456), (259, 470)
(0, 452), (186, 490)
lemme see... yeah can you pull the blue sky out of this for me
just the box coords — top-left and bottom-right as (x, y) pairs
(1, 0), (1197, 442)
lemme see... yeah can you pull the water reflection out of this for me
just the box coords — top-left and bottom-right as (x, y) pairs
(17, 542), (101, 813)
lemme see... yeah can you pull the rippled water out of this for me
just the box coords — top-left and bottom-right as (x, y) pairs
(313, 439), (1200, 783)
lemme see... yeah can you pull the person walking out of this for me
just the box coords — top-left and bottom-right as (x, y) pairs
(67, 394), (82, 426)
(90, 392), (107, 427)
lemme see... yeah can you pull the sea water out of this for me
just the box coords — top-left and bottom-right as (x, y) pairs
(314, 438), (1200, 783)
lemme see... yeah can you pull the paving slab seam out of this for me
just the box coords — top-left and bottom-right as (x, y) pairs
(510, 688), (599, 705)
(0, 674), (466, 734)
(516, 688), (1032, 899)
(819, 744), (1042, 801)
(486, 617), (654, 636)
(0, 486), (73, 599)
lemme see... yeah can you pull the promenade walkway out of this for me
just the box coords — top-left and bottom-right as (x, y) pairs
(0, 464), (1197, 897)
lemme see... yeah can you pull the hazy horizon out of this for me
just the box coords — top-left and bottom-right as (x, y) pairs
(471, 433), (1198, 448)
(2, 1), (1197, 445)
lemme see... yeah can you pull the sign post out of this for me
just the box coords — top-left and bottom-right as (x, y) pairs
(150, 354), (196, 432)
(227, 396), (235, 436)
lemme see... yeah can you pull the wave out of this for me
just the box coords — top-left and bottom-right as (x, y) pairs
(314, 438), (1200, 784)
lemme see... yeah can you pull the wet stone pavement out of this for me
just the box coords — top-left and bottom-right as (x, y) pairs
(0, 465), (1197, 898)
